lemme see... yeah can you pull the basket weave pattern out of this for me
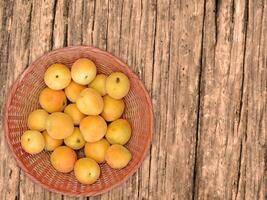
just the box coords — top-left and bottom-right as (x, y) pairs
(4, 46), (153, 196)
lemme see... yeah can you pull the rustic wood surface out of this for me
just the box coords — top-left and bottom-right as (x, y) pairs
(0, 0), (266, 199)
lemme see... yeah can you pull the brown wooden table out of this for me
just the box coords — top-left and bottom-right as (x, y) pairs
(0, 0), (266, 199)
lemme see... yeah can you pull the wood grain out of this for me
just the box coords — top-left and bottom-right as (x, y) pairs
(0, 0), (266, 199)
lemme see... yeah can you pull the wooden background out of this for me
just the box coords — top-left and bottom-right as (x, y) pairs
(0, 0), (266, 199)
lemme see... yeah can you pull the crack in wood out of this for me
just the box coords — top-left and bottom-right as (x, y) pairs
(237, 0), (249, 133)
(235, 137), (244, 200)
(234, 0), (249, 192)
(106, 0), (110, 51)
(81, 0), (84, 45)
(192, 1), (206, 199)
(256, 0), (265, 73)
(50, 0), (58, 49)
(90, 0), (96, 45)
(118, 0), (124, 54)
(214, 0), (220, 45)
(63, 0), (70, 46)
(229, 0), (235, 43)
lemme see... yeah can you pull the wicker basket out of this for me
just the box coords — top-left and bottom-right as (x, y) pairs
(4, 46), (153, 196)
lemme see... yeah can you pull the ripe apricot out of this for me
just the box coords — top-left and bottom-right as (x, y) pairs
(76, 88), (104, 115)
(89, 74), (107, 96)
(44, 63), (71, 90)
(106, 72), (130, 99)
(71, 58), (97, 85)
(43, 130), (63, 151)
(39, 87), (67, 113)
(21, 130), (45, 154)
(74, 158), (100, 184)
(80, 116), (107, 142)
(64, 127), (85, 150)
(50, 146), (77, 173)
(65, 81), (86, 102)
(105, 144), (132, 169)
(64, 104), (86, 125)
(105, 119), (131, 145)
(46, 112), (74, 139)
(27, 109), (49, 131)
(101, 95), (125, 122)
(84, 139), (110, 163)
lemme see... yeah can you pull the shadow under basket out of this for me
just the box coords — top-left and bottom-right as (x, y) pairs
(4, 46), (153, 196)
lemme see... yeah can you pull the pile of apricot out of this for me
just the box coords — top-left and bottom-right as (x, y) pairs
(21, 58), (132, 184)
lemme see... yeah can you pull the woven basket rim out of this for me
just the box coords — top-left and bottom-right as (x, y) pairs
(4, 45), (153, 197)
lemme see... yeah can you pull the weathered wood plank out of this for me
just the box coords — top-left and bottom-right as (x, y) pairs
(67, 0), (83, 46)
(0, 1), (18, 200)
(147, 0), (172, 198)
(17, 1), (60, 199)
(194, 0), (248, 199)
(82, 0), (95, 46)
(164, 0), (205, 199)
(92, 0), (109, 50)
(53, 0), (69, 48)
(236, 0), (266, 199)
(194, 0), (266, 199)
(145, 0), (205, 199)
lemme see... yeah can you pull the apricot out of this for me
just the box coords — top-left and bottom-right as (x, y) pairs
(21, 130), (45, 154)
(44, 63), (71, 90)
(71, 58), (97, 85)
(65, 81), (86, 102)
(39, 87), (67, 113)
(46, 112), (74, 139)
(76, 88), (104, 115)
(64, 127), (85, 150)
(105, 119), (131, 145)
(101, 95), (125, 122)
(42, 130), (63, 151)
(50, 146), (77, 173)
(27, 109), (49, 131)
(80, 116), (107, 142)
(105, 144), (132, 169)
(64, 104), (86, 125)
(84, 139), (110, 163)
(106, 72), (130, 99)
(89, 74), (107, 96)
(74, 158), (100, 184)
